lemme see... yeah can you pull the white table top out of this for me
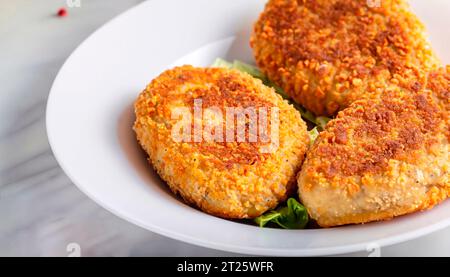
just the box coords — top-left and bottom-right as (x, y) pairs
(1, 0), (449, 257)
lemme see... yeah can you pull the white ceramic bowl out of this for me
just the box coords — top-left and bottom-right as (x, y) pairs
(47, 0), (450, 256)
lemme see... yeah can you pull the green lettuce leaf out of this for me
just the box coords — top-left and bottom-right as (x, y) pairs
(255, 198), (309, 229)
(308, 127), (319, 146)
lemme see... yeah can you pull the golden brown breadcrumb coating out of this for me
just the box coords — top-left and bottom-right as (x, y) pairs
(298, 69), (449, 227)
(251, 0), (440, 116)
(134, 66), (309, 219)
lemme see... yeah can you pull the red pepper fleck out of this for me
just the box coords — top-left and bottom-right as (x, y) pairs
(57, 8), (68, 17)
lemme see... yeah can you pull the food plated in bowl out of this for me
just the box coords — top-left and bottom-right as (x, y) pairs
(46, 0), (450, 255)
(134, 0), (448, 229)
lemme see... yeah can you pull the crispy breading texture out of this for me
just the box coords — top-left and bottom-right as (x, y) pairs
(298, 69), (449, 227)
(134, 65), (309, 219)
(251, 0), (440, 116)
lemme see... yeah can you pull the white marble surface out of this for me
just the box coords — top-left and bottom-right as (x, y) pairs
(1, 0), (449, 257)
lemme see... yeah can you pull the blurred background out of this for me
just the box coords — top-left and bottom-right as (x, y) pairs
(1, 0), (450, 257)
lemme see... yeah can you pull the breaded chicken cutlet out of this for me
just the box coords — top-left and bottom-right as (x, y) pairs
(298, 69), (449, 227)
(251, 0), (440, 116)
(134, 66), (309, 219)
